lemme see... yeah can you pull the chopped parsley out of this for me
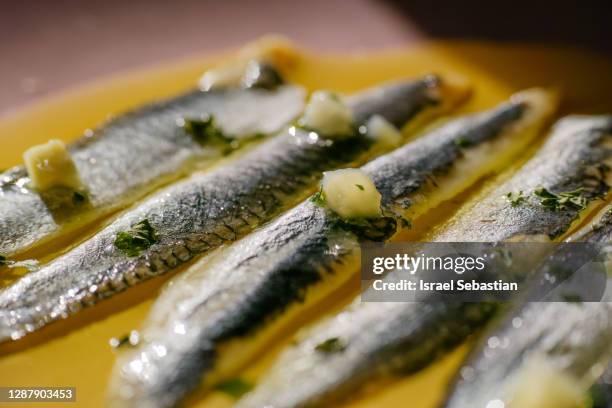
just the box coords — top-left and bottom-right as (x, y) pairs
(215, 378), (254, 398)
(355, 184), (365, 191)
(109, 330), (140, 349)
(315, 337), (346, 353)
(327, 92), (342, 102)
(39, 187), (89, 219)
(114, 219), (159, 257)
(534, 187), (588, 212)
(399, 216), (412, 229)
(109, 334), (130, 349)
(561, 293), (583, 303)
(242, 61), (284, 90)
(587, 382), (611, 408)
(310, 188), (326, 207)
(505, 191), (526, 207)
(182, 115), (237, 153)
(454, 137), (473, 148)
(72, 191), (87, 204)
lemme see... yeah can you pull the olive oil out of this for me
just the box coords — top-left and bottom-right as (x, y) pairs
(0, 40), (610, 408)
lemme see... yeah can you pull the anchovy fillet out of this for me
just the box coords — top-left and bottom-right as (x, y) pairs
(0, 77), (464, 342)
(443, 204), (612, 408)
(0, 74), (305, 258)
(436, 115), (612, 241)
(108, 89), (554, 408)
(236, 115), (612, 408)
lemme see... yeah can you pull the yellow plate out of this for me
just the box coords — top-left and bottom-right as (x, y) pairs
(0, 40), (611, 408)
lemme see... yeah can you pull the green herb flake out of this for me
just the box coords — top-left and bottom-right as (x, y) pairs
(109, 334), (130, 349)
(242, 61), (284, 90)
(586, 382), (610, 408)
(0, 255), (9, 271)
(505, 191), (526, 207)
(534, 187), (588, 212)
(355, 184), (365, 191)
(315, 337), (346, 353)
(310, 188), (326, 207)
(327, 92), (342, 102)
(215, 378), (254, 399)
(182, 115), (237, 153)
(561, 293), (583, 303)
(454, 137), (473, 148)
(109, 330), (140, 349)
(114, 219), (159, 257)
(39, 187), (89, 219)
(399, 217), (412, 229)
(72, 191), (87, 204)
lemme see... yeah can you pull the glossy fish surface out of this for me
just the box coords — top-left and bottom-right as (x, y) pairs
(443, 204), (612, 408)
(436, 115), (612, 241)
(0, 76), (466, 342)
(236, 115), (612, 408)
(108, 89), (555, 408)
(0, 74), (305, 258)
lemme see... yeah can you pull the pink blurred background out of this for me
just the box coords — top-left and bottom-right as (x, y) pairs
(1, 0), (610, 115)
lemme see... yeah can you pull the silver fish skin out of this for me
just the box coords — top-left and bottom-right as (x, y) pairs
(436, 115), (612, 242)
(443, 205), (612, 408)
(108, 91), (552, 408)
(0, 79), (305, 258)
(443, 303), (612, 408)
(0, 77), (458, 342)
(236, 115), (611, 408)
